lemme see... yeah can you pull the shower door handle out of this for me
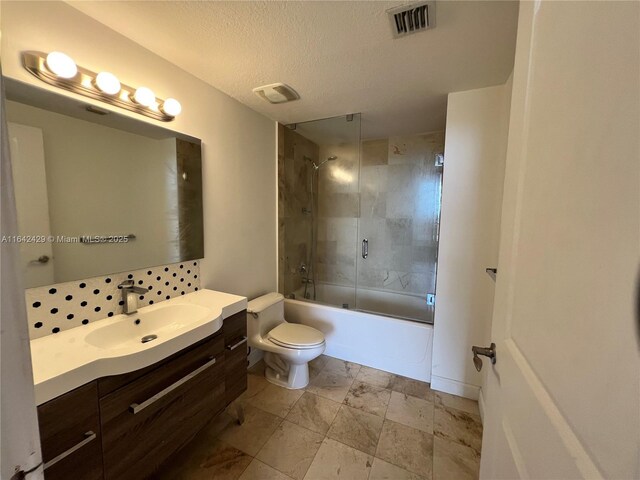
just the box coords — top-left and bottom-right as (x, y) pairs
(362, 239), (368, 259)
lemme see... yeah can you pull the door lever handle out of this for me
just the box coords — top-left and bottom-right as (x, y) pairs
(471, 343), (496, 372)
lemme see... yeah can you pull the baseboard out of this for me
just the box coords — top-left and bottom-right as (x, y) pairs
(430, 375), (480, 401)
(478, 388), (485, 424)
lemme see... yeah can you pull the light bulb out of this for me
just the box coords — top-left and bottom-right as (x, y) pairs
(95, 72), (121, 95)
(133, 87), (155, 107)
(45, 52), (77, 79)
(162, 98), (182, 117)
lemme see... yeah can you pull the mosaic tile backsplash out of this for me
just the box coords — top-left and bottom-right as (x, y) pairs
(26, 260), (201, 339)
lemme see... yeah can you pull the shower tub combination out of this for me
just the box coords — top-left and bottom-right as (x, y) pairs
(278, 115), (443, 382)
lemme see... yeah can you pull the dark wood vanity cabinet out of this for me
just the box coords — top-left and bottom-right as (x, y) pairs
(100, 334), (226, 480)
(37, 311), (248, 480)
(37, 382), (103, 480)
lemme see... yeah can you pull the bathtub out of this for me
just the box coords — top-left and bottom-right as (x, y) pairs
(284, 298), (433, 383)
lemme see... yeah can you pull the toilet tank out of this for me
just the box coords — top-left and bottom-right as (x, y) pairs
(247, 292), (285, 339)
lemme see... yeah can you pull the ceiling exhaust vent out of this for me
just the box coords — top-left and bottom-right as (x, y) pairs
(253, 83), (300, 104)
(387, 1), (435, 39)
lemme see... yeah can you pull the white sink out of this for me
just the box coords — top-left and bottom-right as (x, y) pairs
(85, 304), (213, 350)
(30, 289), (247, 406)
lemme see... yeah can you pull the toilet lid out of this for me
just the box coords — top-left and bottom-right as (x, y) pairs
(268, 323), (325, 348)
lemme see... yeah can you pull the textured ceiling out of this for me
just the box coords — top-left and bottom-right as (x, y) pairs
(68, 1), (519, 139)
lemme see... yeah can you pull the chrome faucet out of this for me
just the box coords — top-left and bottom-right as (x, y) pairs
(118, 279), (148, 315)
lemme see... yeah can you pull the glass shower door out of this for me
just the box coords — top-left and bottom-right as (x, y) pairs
(281, 114), (361, 308)
(355, 133), (444, 323)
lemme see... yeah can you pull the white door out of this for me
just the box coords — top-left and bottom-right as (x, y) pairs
(480, 2), (639, 479)
(8, 122), (55, 287)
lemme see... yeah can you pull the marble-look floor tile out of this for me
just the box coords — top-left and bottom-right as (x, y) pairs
(433, 405), (483, 456)
(386, 391), (434, 434)
(355, 366), (394, 389)
(225, 373), (270, 420)
(249, 383), (304, 418)
(218, 404), (282, 456)
(303, 438), (373, 480)
(248, 360), (266, 377)
(306, 371), (354, 403)
(256, 421), (324, 480)
(322, 357), (361, 379)
(433, 436), (480, 480)
(369, 458), (426, 480)
(376, 420), (434, 478)
(239, 459), (294, 480)
(308, 355), (329, 380)
(327, 404), (384, 455)
(285, 392), (341, 435)
(390, 375), (434, 402)
(245, 370), (270, 399)
(343, 381), (391, 417)
(160, 438), (252, 480)
(434, 391), (480, 416)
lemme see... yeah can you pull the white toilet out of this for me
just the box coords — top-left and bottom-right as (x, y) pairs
(247, 292), (325, 389)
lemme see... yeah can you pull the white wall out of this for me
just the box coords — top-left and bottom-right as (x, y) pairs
(431, 80), (512, 399)
(0, 0), (277, 299)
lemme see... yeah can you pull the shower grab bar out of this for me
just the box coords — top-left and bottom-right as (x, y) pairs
(362, 239), (368, 259)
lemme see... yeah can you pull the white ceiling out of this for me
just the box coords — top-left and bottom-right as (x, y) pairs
(69, 1), (519, 139)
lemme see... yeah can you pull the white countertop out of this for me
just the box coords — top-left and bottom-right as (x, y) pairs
(31, 289), (247, 405)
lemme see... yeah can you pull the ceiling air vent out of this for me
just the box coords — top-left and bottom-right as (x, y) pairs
(387, 1), (436, 39)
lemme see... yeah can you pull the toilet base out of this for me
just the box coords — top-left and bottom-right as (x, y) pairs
(265, 363), (310, 389)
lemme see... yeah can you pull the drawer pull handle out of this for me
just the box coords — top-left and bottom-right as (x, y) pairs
(44, 431), (96, 470)
(129, 357), (217, 415)
(226, 336), (248, 351)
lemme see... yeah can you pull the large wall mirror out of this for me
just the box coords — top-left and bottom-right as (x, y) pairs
(5, 80), (204, 288)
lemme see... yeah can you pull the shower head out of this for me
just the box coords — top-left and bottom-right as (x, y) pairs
(313, 155), (338, 170)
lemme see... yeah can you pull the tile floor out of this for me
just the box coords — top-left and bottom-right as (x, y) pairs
(157, 356), (483, 480)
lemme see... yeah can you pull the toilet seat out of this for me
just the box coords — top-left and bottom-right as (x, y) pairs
(268, 323), (325, 350)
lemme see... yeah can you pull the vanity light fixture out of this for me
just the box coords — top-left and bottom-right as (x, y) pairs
(94, 72), (121, 95)
(162, 98), (182, 117)
(45, 51), (78, 79)
(22, 51), (181, 122)
(132, 87), (156, 107)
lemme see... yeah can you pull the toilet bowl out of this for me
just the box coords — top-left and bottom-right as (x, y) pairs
(247, 292), (325, 389)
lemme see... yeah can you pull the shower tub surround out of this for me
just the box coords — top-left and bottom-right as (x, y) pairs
(277, 124), (319, 297)
(317, 132), (444, 322)
(293, 282), (428, 322)
(278, 124), (444, 324)
(26, 260), (200, 339)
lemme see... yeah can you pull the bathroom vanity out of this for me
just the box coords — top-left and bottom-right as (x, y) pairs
(32, 290), (248, 480)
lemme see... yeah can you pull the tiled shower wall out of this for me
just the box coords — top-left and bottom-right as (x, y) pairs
(26, 260), (200, 339)
(278, 127), (444, 321)
(316, 132), (445, 315)
(277, 125), (319, 296)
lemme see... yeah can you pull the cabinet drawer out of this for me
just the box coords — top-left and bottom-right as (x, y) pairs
(225, 337), (248, 404)
(223, 310), (247, 341)
(100, 334), (225, 480)
(97, 331), (223, 398)
(223, 310), (248, 405)
(38, 382), (103, 480)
